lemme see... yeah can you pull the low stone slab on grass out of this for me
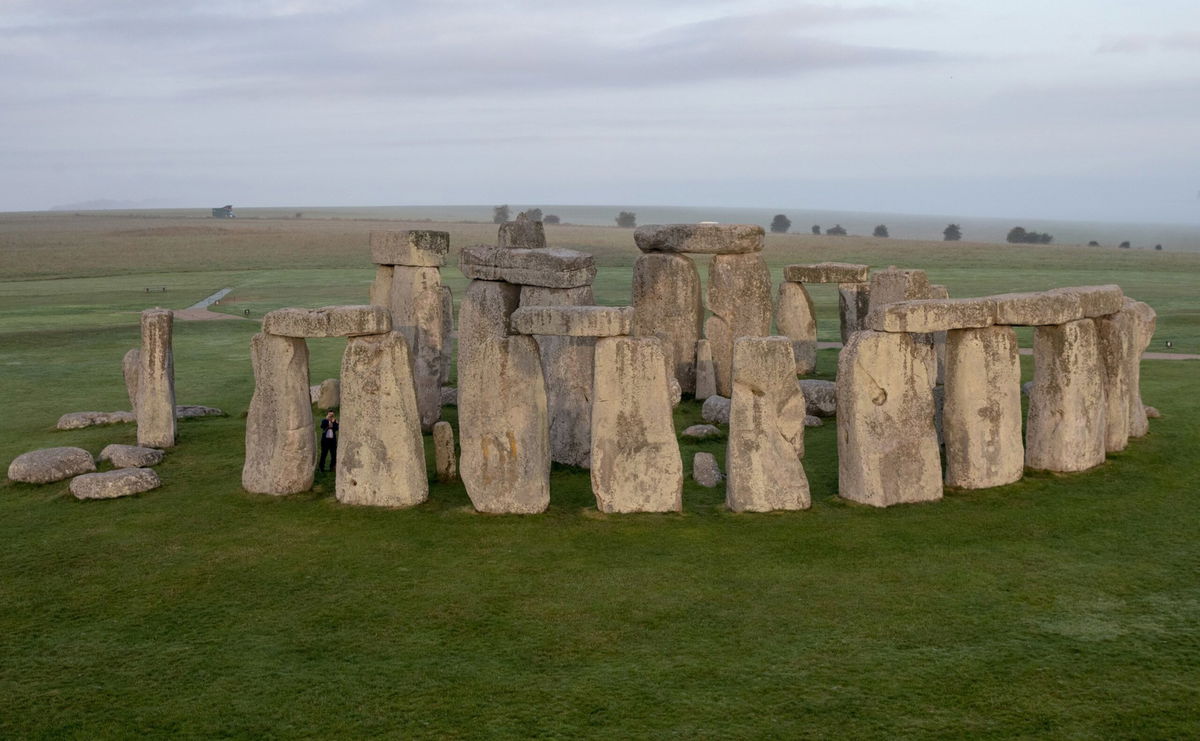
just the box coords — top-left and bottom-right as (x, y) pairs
(633, 224), (764, 254)
(510, 306), (634, 337)
(783, 262), (870, 284)
(262, 305), (392, 338)
(175, 405), (224, 418)
(99, 444), (164, 468)
(369, 230), (449, 267)
(459, 246), (596, 288)
(681, 424), (722, 439)
(9, 447), (96, 484)
(70, 468), (160, 500)
(866, 298), (995, 333)
(56, 411), (136, 430)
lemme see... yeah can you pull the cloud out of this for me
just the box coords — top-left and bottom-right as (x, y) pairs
(1098, 32), (1200, 54)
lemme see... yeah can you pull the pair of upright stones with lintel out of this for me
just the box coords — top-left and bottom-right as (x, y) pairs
(837, 272), (1157, 507)
(241, 305), (428, 508)
(776, 262), (873, 374)
(123, 308), (177, 449)
(630, 223), (772, 399)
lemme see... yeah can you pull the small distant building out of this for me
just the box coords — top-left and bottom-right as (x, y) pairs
(212, 205), (235, 219)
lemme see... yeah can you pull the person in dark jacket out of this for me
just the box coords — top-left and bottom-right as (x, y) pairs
(319, 411), (338, 472)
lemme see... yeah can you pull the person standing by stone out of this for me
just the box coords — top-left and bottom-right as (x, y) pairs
(319, 411), (339, 472)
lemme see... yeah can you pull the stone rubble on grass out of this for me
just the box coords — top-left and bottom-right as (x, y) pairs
(70, 467), (160, 500)
(799, 380), (837, 417)
(8, 447), (96, 484)
(56, 411), (137, 430)
(692, 452), (724, 488)
(98, 444), (164, 469)
(175, 405), (224, 418)
(681, 424), (722, 439)
(701, 395), (731, 424)
(1145, 406), (1161, 419)
(804, 415), (823, 428)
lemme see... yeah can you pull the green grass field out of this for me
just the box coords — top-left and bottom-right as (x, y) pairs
(1, 212), (1198, 738)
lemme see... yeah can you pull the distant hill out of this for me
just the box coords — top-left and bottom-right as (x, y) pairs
(49, 198), (177, 211)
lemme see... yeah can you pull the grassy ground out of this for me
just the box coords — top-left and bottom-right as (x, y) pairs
(1, 213), (1198, 738)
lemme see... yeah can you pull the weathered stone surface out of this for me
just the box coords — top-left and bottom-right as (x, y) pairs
(70, 467), (160, 500)
(867, 268), (931, 315)
(263, 305), (392, 338)
(439, 285), (454, 386)
(776, 281), (817, 375)
(459, 246), (596, 288)
(668, 375), (682, 408)
(784, 262), (870, 284)
(1145, 405), (1161, 419)
(136, 308), (176, 449)
(385, 266), (444, 431)
(632, 252), (703, 392)
(836, 331), (941, 506)
(8, 447), (95, 484)
(693, 452), (724, 488)
(694, 339), (717, 401)
(369, 265), (393, 307)
(56, 411), (136, 430)
(726, 337), (810, 512)
(511, 305), (634, 337)
(591, 337), (683, 512)
(457, 279), (521, 372)
(433, 420), (457, 483)
(369, 230), (449, 267)
(928, 285), (950, 386)
(1126, 299), (1157, 438)
(175, 405), (223, 418)
(634, 223), (764, 254)
(804, 415), (823, 428)
(1096, 310), (1134, 453)
(1026, 319), (1106, 472)
(242, 333), (314, 495)
(99, 444), (164, 468)
(316, 378), (340, 409)
(991, 285), (1124, 326)
(799, 379), (837, 417)
(1070, 285), (1126, 318)
(309, 384), (320, 404)
(459, 335), (550, 514)
(122, 348), (140, 412)
(838, 283), (871, 343)
(497, 213), (547, 249)
(336, 332), (428, 507)
(440, 386), (457, 406)
(702, 395), (731, 424)
(681, 424), (722, 439)
(520, 285), (596, 468)
(706, 253), (773, 396)
(867, 298), (995, 333)
(943, 326), (1023, 489)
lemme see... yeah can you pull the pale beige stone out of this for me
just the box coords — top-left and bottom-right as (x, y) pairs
(836, 331), (941, 506)
(590, 337), (683, 512)
(706, 253), (773, 396)
(337, 332), (428, 507)
(498, 213), (547, 249)
(1126, 299), (1157, 437)
(70, 468), (159, 500)
(1096, 310), (1133, 452)
(838, 283), (871, 343)
(867, 298), (994, 333)
(122, 348), (140, 412)
(991, 285), (1124, 326)
(433, 421), (457, 483)
(459, 335), (550, 514)
(56, 411), (136, 430)
(694, 339), (717, 401)
(776, 281), (817, 375)
(634, 223), (764, 254)
(369, 230), (449, 267)
(386, 266), (444, 431)
(867, 267), (931, 315)
(8, 447), (95, 484)
(784, 262), (869, 284)
(459, 246), (595, 288)
(242, 333), (314, 495)
(943, 326), (1023, 489)
(369, 265), (393, 307)
(136, 308), (176, 449)
(681, 424), (721, 439)
(439, 285), (454, 386)
(1145, 405), (1161, 419)
(511, 305), (634, 337)
(632, 252), (703, 392)
(693, 452), (723, 488)
(726, 337), (811, 512)
(457, 280), (521, 373)
(99, 444), (164, 468)
(263, 305), (392, 338)
(316, 378), (340, 409)
(1025, 319), (1106, 472)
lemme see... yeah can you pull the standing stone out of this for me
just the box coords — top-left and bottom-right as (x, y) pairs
(1126, 300), (1157, 438)
(498, 213), (547, 249)
(706, 253), (773, 397)
(369, 265), (394, 307)
(836, 331), (941, 506)
(1025, 319), (1106, 472)
(520, 285), (596, 468)
(1096, 310), (1133, 453)
(726, 337), (810, 512)
(439, 285), (454, 386)
(693, 452), (724, 488)
(336, 332), (428, 507)
(433, 421), (458, 483)
(632, 252), (703, 392)
(459, 335), (550, 514)
(943, 326), (1023, 489)
(694, 339), (717, 401)
(457, 279), (521, 372)
(316, 378), (340, 409)
(122, 348), (140, 412)
(838, 283), (871, 343)
(867, 267), (932, 314)
(386, 266), (444, 431)
(702, 395), (731, 424)
(928, 284), (950, 386)
(776, 282), (817, 375)
(591, 337), (683, 513)
(136, 309), (176, 449)
(243, 333), (314, 495)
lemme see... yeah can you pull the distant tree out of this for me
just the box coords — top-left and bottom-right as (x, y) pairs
(770, 214), (791, 234)
(1155, 243), (1163, 251)
(523, 208), (544, 222)
(1119, 240), (1131, 249)
(873, 224), (889, 238)
(1007, 226), (1053, 244)
(811, 225), (821, 235)
(543, 214), (561, 224)
(493, 205), (510, 224)
(943, 223), (962, 241)
(616, 211), (637, 228)
(827, 224), (847, 236)
(1087, 240), (1100, 246)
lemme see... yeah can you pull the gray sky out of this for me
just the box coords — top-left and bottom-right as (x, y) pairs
(2, 0), (1198, 223)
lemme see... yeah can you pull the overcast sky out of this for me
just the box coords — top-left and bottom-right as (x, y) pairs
(2, 0), (1198, 222)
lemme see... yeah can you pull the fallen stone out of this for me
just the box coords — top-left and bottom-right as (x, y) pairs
(867, 297), (995, 333)
(136, 308), (176, 449)
(694, 339), (717, 401)
(706, 252), (773, 396)
(56, 411), (136, 430)
(98, 444), (164, 468)
(262, 305), (392, 338)
(784, 262), (870, 284)
(776, 281), (817, 375)
(867, 267), (931, 315)
(701, 395), (731, 424)
(692, 452), (724, 488)
(991, 285), (1124, 326)
(1025, 319), (1106, 472)
(316, 378), (340, 409)
(122, 348), (140, 412)
(459, 245), (596, 288)
(633, 223), (764, 254)
(1145, 405), (1161, 419)
(369, 230), (449, 267)
(70, 467), (160, 500)
(242, 333), (314, 495)
(799, 379), (836, 417)
(440, 386), (458, 406)
(804, 415), (823, 428)
(433, 421), (458, 483)
(8, 447), (96, 484)
(632, 252), (703, 392)
(175, 405), (223, 418)
(511, 305), (634, 337)
(498, 213), (547, 249)
(838, 283), (871, 343)
(943, 326), (1023, 489)
(383, 266), (444, 431)
(681, 424), (722, 439)
(1126, 299), (1157, 437)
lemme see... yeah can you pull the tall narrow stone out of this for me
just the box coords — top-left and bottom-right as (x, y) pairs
(369, 265), (394, 306)
(632, 252), (703, 392)
(867, 267), (932, 314)
(337, 332), (428, 507)
(694, 339), (717, 401)
(1026, 319), (1106, 472)
(386, 266), (444, 431)
(943, 326), (1023, 489)
(520, 285), (596, 467)
(433, 421), (457, 483)
(591, 337), (683, 513)
(439, 285), (454, 386)
(136, 309), (176, 448)
(836, 331), (941, 506)
(776, 282), (817, 375)
(457, 279), (522, 373)
(1125, 300), (1157, 438)
(459, 335), (550, 514)
(122, 348), (140, 412)
(706, 253), (773, 397)
(498, 213), (547, 249)
(838, 283), (870, 343)
(726, 337), (810, 512)
(1096, 310), (1133, 453)
(243, 333), (314, 495)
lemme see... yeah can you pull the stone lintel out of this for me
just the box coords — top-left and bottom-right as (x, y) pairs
(510, 305), (634, 337)
(262, 305), (392, 338)
(866, 298), (995, 333)
(633, 223), (764, 254)
(783, 262), (870, 284)
(459, 245), (595, 288)
(369, 230), (449, 267)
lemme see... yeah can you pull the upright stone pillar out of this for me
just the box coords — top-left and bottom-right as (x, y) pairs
(1026, 319), (1106, 472)
(836, 330), (941, 506)
(943, 326), (1023, 489)
(694, 339), (717, 401)
(1125, 299), (1157, 438)
(839, 283), (871, 343)
(867, 267), (932, 314)
(457, 279), (522, 373)
(775, 281), (817, 375)
(1096, 310), (1133, 453)
(136, 308), (176, 448)
(337, 332), (428, 507)
(631, 252), (703, 392)
(439, 285), (454, 386)
(122, 348), (140, 412)
(707, 253), (773, 397)
(726, 337), (810, 511)
(242, 333), (314, 495)
(498, 212), (547, 249)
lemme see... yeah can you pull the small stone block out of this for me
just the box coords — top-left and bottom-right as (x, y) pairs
(783, 262), (870, 284)
(70, 468), (160, 500)
(8, 447), (96, 484)
(262, 305), (392, 338)
(369, 230), (449, 267)
(99, 444), (164, 468)
(634, 224), (764, 254)
(866, 298), (995, 333)
(510, 306), (634, 337)
(459, 246), (596, 288)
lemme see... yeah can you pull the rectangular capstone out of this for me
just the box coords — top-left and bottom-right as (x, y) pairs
(866, 298), (995, 333)
(633, 224), (764, 254)
(783, 262), (870, 284)
(262, 305), (392, 338)
(370, 230), (449, 267)
(991, 285), (1123, 326)
(459, 245), (596, 288)
(511, 306), (634, 337)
